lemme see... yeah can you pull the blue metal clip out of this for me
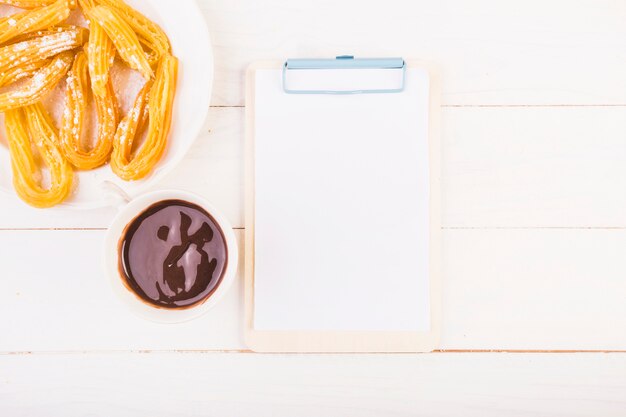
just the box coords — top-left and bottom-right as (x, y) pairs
(282, 56), (406, 94)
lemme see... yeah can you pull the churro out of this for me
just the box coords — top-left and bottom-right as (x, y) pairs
(111, 53), (177, 180)
(0, 0), (71, 45)
(4, 102), (74, 208)
(0, 0), (178, 207)
(83, 5), (153, 79)
(0, 51), (73, 112)
(59, 50), (119, 169)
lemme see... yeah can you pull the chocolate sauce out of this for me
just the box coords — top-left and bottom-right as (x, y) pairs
(118, 200), (228, 309)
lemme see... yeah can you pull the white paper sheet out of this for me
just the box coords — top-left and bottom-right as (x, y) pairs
(253, 68), (431, 332)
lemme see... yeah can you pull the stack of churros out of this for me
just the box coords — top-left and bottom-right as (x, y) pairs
(0, 0), (178, 207)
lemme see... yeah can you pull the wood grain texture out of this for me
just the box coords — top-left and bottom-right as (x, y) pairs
(4, 105), (626, 229)
(443, 106), (626, 228)
(1, 0), (625, 413)
(1, 352), (625, 416)
(441, 229), (626, 350)
(2, 229), (625, 352)
(198, 0), (626, 106)
(0, 230), (245, 352)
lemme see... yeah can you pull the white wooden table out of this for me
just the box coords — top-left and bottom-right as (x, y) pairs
(2, 0), (626, 415)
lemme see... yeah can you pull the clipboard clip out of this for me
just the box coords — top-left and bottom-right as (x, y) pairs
(282, 55), (406, 95)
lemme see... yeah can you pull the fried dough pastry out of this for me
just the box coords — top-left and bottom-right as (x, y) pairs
(111, 53), (177, 180)
(110, 79), (149, 171)
(83, 5), (153, 80)
(79, 0), (116, 96)
(0, 0), (76, 8)
(4, 102), (74, 208)
(0, 0), (177, 207)
(0, 57), (50, 87)
(0, 26), (87, 73)
(6, 25), (80, 46)
(86, 19), (115, 97)
(0, 0), (55, 7)
(0, 0), (71, 45)
(96, 0), (169, 63)
(0, 51), (73, 112)
(60, 50), (118, 169)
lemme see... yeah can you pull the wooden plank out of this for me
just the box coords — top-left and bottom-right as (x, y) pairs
(443, 106), (626, 228)
(4, 105), (626, 230)
(0, 230), (246, 352)
(441, 228), (626, 350)
(1, 352), (625, 416)
(0, 197), (115, 230)
(1, 228), (626, 352)
(198, 0), (626, 106)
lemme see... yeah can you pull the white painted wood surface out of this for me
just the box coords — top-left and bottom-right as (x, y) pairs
(2, 228), (626, 352)
(199, 0), (626, 106)
(5, 106), (626, 230)
(1, 0), (626, 414)
(2, 353), (626, 417)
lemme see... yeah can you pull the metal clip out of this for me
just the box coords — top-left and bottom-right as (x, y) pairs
(282, 56), (406, 94)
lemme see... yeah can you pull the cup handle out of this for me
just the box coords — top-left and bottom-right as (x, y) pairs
(100, 181), (132, 210)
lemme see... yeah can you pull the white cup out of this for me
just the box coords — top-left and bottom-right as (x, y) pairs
(103, 190), (238, 323)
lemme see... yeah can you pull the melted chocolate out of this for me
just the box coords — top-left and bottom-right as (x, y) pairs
(119, 200), (228, 309)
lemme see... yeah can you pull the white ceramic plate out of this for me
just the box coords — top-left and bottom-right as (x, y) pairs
(0, 0), (213, 209)
(104, 190), (238, 323)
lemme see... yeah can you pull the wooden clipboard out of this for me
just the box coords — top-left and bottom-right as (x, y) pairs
(244, 59), (442, 352)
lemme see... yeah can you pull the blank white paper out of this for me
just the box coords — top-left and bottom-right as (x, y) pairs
(253, 67), (431, 332)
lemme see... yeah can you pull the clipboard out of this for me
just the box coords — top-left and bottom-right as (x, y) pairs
(244, 57), (441, 352)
